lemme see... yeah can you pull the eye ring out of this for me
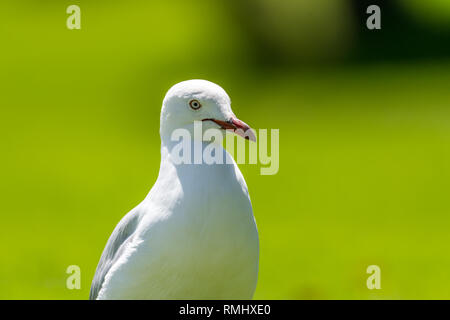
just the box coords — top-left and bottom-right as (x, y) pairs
(189, 99), (202, 110)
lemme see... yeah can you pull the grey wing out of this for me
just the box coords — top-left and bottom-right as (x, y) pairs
(89, 207), (141, 300)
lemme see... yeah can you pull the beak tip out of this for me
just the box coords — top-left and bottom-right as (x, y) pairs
(231, 117), (256, 142)
(247, 130), (257, 142)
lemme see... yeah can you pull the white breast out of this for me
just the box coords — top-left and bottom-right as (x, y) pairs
(97, 145), (259, 299)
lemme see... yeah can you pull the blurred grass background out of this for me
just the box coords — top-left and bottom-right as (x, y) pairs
(1, 0), (450, 299)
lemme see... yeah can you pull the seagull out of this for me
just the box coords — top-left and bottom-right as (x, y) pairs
(90, 79), (259, 300)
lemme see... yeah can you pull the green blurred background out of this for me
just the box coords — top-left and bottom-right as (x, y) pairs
(1, 0), (450, 299)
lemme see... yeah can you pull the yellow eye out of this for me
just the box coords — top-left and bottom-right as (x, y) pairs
(189, 99), (202, 110)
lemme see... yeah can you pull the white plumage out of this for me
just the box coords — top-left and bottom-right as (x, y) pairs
(90, 80), (259, 299)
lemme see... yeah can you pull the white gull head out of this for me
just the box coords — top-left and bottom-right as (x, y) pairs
(160, 79), (256, 143)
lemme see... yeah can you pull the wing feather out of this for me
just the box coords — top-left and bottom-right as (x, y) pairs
(89, 207), (141, 300)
